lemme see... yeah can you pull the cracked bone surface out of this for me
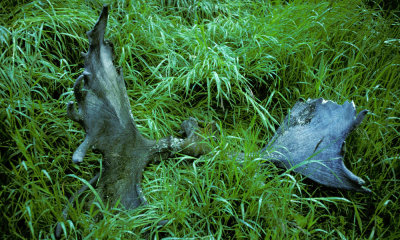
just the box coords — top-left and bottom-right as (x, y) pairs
(58, 4), (369, 238)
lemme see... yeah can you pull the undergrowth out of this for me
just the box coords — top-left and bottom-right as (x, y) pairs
(1, 0), (399, 239)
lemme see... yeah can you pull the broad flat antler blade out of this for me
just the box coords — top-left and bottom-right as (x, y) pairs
(67, 5), (138, 163)
(66, 5), (151, 209)
(261, 98), (369, 192)
(65, 5), (214, 213)
(59, 5), (215, 237)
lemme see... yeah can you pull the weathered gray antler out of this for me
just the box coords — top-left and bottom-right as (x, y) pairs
(67, 4), (212, 208)
(58, 6), (213, 237)
(261, 98), (369, 192)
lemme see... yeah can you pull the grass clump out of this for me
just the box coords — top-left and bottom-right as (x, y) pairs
(1, 0), (399, 239)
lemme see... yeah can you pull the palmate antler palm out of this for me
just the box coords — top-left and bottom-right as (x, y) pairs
(56, 5), (369, 237)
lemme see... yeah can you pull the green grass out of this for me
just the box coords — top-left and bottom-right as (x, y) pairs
(1, 0), (399, 239)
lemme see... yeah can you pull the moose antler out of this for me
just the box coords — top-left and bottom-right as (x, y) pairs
(59, 5), (211, 232)
(57, 5), (369, 237)
(261, 98), (369, 192)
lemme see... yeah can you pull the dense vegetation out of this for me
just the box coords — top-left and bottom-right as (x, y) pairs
(1, 0), (399, 239)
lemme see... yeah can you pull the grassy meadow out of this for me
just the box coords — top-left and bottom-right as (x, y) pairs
(1, 0), (399, 239)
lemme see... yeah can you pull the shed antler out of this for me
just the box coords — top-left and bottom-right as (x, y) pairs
(66, 4), (212, 208)
(57, 4), (369, 237)
(58, 6), (212, 236)
(261, 98), (369, 192)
